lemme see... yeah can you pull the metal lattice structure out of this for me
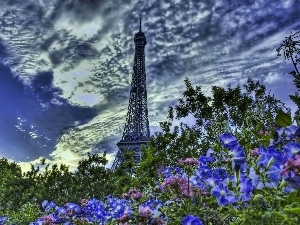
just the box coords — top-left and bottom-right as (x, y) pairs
(111, 18), (150, 170)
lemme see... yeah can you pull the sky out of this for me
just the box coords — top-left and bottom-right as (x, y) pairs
(0, 0), (299, 174)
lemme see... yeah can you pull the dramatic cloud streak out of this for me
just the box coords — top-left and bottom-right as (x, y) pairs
(0, 0), (299, 173)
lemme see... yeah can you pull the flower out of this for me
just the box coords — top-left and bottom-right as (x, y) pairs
(219, 133), (239, 148)
(42, 200), (56, 212)
(283, 142), (300, 158)
(65, 202), (81, 215)
(0, 216), (8, 224)
(258, 130), (264, 135)
(238, 177), (253, 201)
(128, 188), (143, 199)
(81, 199), (89, 207)
(138, 206), (152, 218)
(178, 158), (199, 166)
(285, 125), (300, 139)
(181, 215), (203, 225)
(284, 175), (300, 190)
(229, 145), (246, 158)
(39, 215), (56, 225)
(252, 148), (259, 157)
(211, 183), (236, 206)
(281, 153), (300, 176)
(198, 148), (215, 165)
(161, 175), (194, 197)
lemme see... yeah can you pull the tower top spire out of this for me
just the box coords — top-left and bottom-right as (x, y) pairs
(139, 18), (142, 32)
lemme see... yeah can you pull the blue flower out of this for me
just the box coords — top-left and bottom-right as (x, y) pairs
(65, 202), (81, 214)
(232, 157), (246, 172)
(42, 200), (48, 208)
(211, 183), (236, 206)
(257, 147), (273, 168)
(190, 175), (207, 190)
(0, 216), (8, 223)
(219, 133), (238, 148)
(199, 148), (215, 165)
(181, 215), (203, 225)
(229, 145), (246, 158)
(284, 175), (300, 190)
(212, 168), (228, 180)
(43, 200), (56, 211)
(267, 165), (282, 186)
(248, 166), (281, 189)
(55, 207), (66, 216)
(285, 125), (300, 139)
(248, 167), (264, 189)
(238, 177), (253, 201)
(195, 165), (212, 179)
(283, 142), (300, 158)
(205, 176), (219, 188)
(162, 166), (172, 178)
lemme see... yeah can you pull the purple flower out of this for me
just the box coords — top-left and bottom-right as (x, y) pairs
(181, 215), (203, 225)
(219, 133), (238, 149)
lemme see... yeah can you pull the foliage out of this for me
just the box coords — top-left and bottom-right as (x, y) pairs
(277, 30), (300, 124)
(135, 77), (291, 189)
(1, 30), (300, 224)
(0, 202), (43, 225)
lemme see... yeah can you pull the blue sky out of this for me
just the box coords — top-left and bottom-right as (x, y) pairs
(0, 0), (299, 173)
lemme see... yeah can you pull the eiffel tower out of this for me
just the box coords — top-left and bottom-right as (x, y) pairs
(111, 18), (150, 170)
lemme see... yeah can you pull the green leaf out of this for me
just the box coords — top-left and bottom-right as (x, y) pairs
(275, 110), (292, 127)
(283, 207), (300, 214)
(289, 94), (300, 108)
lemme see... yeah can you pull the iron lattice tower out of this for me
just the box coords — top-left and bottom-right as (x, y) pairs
(111, 18), (150, 170)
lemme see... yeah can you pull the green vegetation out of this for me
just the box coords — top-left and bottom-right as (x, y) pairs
(0, 31), (300, 224)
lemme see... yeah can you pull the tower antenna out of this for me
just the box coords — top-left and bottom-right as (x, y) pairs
(139, 18), (142, 32)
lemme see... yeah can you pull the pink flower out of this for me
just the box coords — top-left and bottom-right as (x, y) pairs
(41, 215), (55, 225)
(117, 210), (130, 223)
(290, 154), (300, 167)
(124, 189), (143, 200)
(132, 192), (143, 199)
(81, 199), (89, 207)
(178, 158), (199, 166)
(258, 130), (264, 135)
(251, 148), (259, 157)
(161, 175), (194, 197)
(281, 154), (300, 176)
(121, 193), (130, 199)
(138, 206), (152, 218)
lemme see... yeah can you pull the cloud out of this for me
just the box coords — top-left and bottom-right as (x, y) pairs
(1, 0), (300, 173)
(0, 62), (98, 162)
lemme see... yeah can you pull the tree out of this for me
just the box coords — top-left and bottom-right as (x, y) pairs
(135, 78), (291, 188)
(277, 30), (300, 124)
